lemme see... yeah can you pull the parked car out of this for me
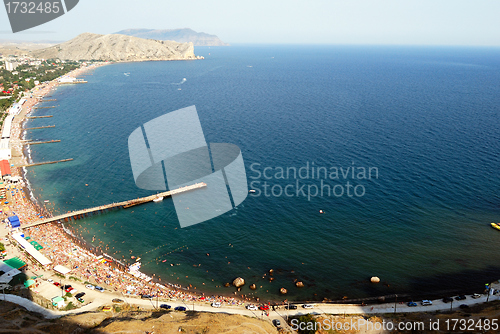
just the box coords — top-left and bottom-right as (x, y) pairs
(246, 304), (258, 310)
(75, 292), (85, 299)
(112, 299), (124, 303)
(63, 285), (72, 290)
(47, 279), (53, 283)
(95, 286), (104, 292)
(160, 304), (171, 309)
(273, 319), (281, 327)
(455, 295), (466, 301)
(471, 293), (481, 299)
(174, 306), (186, 311)
(259, 305), (270, 311)
(459, 304), (469, 309)
(285, 304), (298, 309)
(421, 300), (433, 306)
(302, 304), (314, 309)
(443, 297), (454, 303)
(211, 302), (221, 308)
(85, 284), (95, 290)
(407, 301), (417, 307)
(141, 295), (153, 299)
(68, 288), (77, 294)
(53, 282), (61, 287)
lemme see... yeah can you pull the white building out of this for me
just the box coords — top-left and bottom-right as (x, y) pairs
(5, 61), (18, 72)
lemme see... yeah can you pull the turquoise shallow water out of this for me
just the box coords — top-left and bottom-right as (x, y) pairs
(24, 45), (500, 301)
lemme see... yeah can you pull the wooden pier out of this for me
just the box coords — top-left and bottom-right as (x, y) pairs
(25, 125), (56, 130)
(23, 139), (60, 145)
(27, 116), (53, 119)
(23, 182), (207, 228)
(17, 158), (73, 168)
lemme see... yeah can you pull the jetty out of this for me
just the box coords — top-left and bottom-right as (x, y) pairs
(23, 182), (207, 228)
(25, 125), (56, 130)
(27, 116), (53, 119)
(17, 159), (73, 168)
(23, 140), (60, 145)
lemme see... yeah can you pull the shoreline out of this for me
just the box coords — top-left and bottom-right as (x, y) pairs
(7, 63), (251, 307)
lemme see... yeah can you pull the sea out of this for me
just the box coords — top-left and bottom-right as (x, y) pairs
(23, 45), (500, 302)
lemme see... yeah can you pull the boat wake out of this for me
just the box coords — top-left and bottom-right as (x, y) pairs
(171, 78), (187, 85)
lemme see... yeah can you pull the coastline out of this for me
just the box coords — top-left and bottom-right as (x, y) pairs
(7, 63), (250, 308)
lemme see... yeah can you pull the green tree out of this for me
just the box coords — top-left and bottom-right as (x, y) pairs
(0, 242), (5, 252)
(294, 314), (318, 334)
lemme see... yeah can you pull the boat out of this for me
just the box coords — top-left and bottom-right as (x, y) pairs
(153, 196), (164, 203)
(249, 189), (256, 193)
(44, 200), (49, 203)
(491, 223), (500, 231)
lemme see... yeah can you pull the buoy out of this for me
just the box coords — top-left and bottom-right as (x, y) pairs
(319, 210), (324, 214)
(371, 276), (380, 283)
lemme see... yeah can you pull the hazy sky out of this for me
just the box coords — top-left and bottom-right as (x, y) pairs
(1, 0), (499, 45)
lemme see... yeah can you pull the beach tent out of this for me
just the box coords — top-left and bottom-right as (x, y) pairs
(0, 160), (11, 177)
(24, 279), (36, 288)
(8, 216), (20, 228)
(53, 265), (71, 275)
(51, 296), (65, 308)
(3, 257), (26, 270)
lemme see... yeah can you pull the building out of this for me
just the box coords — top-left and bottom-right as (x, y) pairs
(5, 61), (18, 72)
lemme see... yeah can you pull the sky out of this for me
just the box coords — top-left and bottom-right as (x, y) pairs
(0, 0), (499, 45)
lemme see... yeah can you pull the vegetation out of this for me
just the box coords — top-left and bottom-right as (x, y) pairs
(291, 314), (318, 334)
(54, 273), (65, 278)
(0, 242), (5, 252)
(63, 302), (76, 311)
(69, 276), (81, 282)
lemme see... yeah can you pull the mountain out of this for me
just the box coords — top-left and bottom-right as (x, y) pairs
(114, 28), (229, 46)
(31, 33), (198, 61)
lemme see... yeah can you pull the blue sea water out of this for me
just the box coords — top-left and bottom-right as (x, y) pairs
(25, 45), (500, 301)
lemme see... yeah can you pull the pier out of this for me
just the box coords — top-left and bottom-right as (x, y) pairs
(17, 158), (73, 168)
(27, 116), (53, 119)
(23, 139), (60, 145)
(25, 125), (56, 130)
(23, 182), (207, 228)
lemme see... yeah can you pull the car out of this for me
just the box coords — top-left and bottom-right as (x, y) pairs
(407, 301), (417, 307)
(112, 299), (124, 303)
(302, 304), (314, 309)
(65, 287), (73, 293)
(211, 302), (221, 308)
(69, 288), (77, 294)
(246, 304), (258, 310)
(273, 319), (281, 327)
(75, 292), (85, 299)
(443, 297), (454, 303)
(95, 286), (104, 292)
(455, 295), (466, 300)
(471, 293), (481, 299)
(85, 284), (95, 290)
(174, 306), (186, 311)
(285, 304), (298, 310)
(77, 298), (84, 303)
(47, 279), (54, 283)
(53, 282), (61, 287)
(160, 304), (171, 309)
(459, 304), (469, 309)
(63, 285), (72, 290)
(101, 306), (112, 312)
(141, 295), (153, 299)
(421, 300), (433, 306)
(259, 305), (270, 311)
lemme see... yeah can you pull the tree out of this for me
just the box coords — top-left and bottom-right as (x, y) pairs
(0, 242), (5, 252)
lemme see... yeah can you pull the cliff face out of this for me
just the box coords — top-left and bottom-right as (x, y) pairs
(115, 28), (229, 46)
(31, 33), (196, 61)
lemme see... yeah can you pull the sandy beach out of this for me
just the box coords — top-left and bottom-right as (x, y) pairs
(1, 64), (249, 308)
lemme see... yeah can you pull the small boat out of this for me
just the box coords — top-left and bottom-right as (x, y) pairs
(249, 189), (256, 193)
(319, 210), (324, 214)
(153, 196), (164, 203)
(491, 223), (500, 231)
(44, 200), (49, 203)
